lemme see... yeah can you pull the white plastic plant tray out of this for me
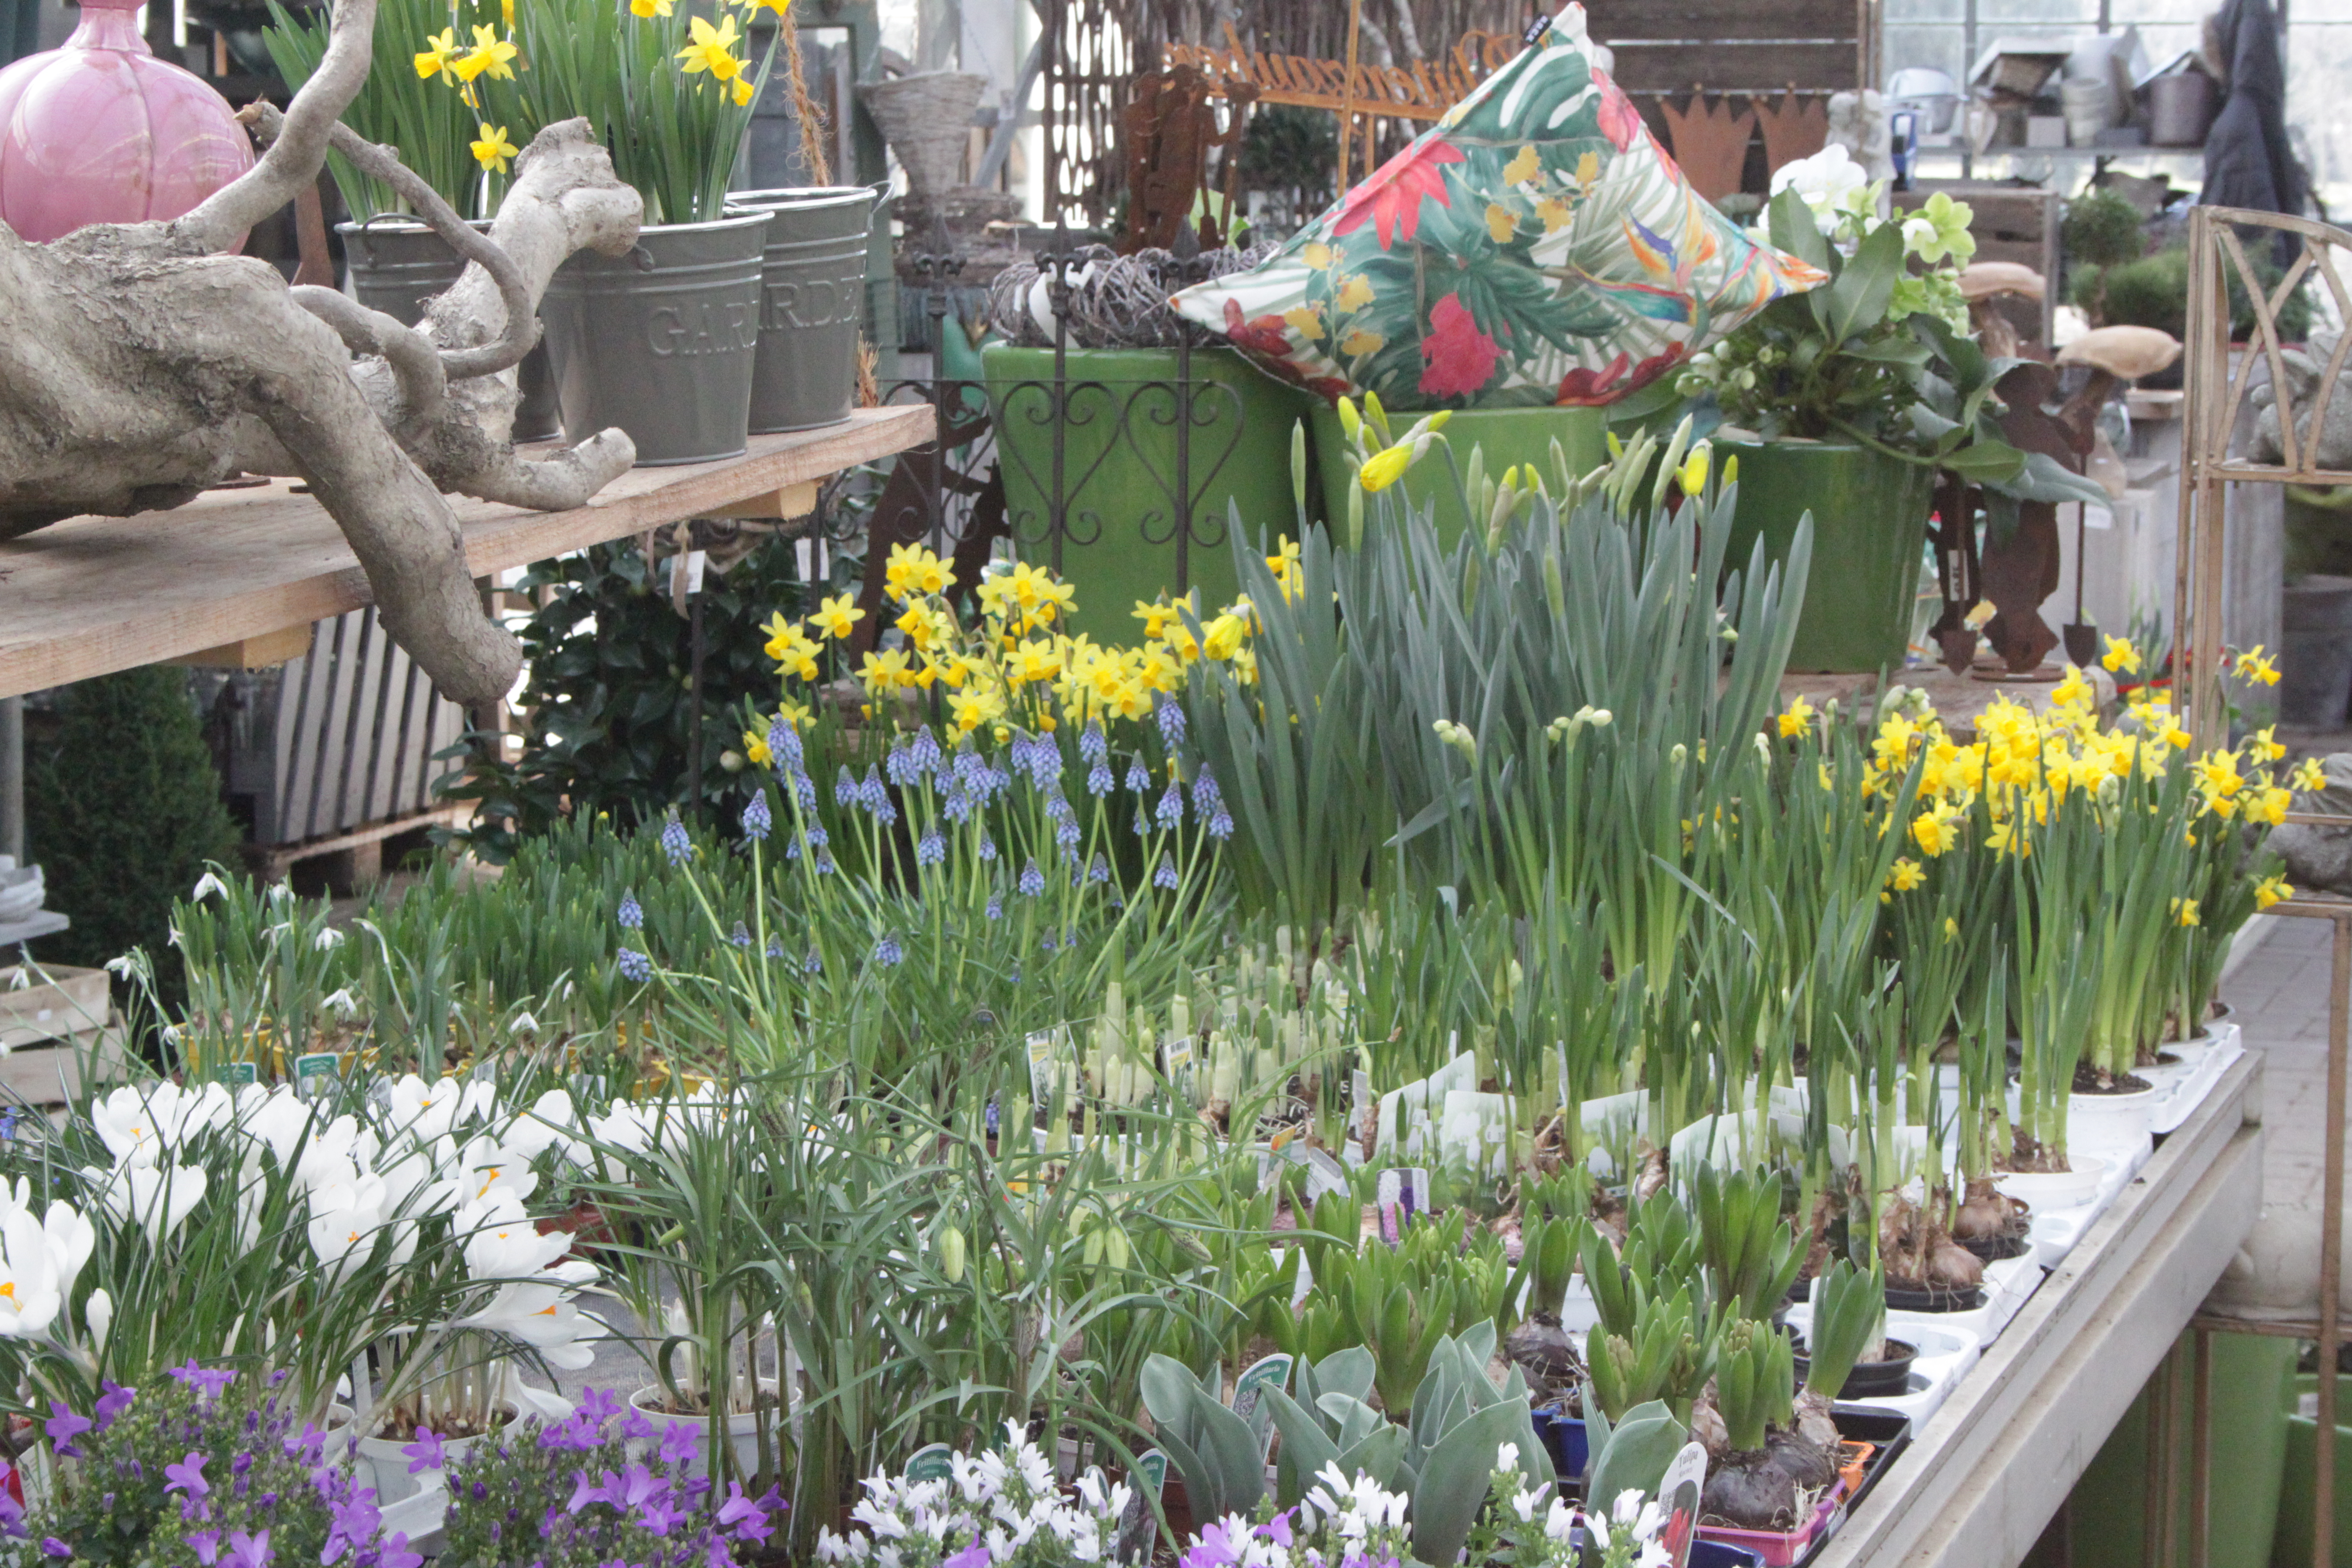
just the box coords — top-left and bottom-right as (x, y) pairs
(1898, 1249), (2043, 1349)
(2147, 1024), (2244, 1136)
(2022, 1131), (2153, 1267)
(1781, 1308), (1982, 1427)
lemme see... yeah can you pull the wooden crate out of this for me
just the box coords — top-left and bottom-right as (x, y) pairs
(0, 964), (109, 1051)
(0, 965), (129, 1111)
(1895, 183), (2062, 359)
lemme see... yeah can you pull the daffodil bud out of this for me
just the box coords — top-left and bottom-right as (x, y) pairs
(937, 1225), (967, 1282)
(1337, 396), (1361, 441)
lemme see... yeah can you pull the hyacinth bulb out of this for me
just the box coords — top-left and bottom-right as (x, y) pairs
(0, 0), (252, 246)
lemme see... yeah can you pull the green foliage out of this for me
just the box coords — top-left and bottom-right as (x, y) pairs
(1695, 1164), (1807, 1324)
(2062, 189), (2149, 272)
(1582, 1287), (1713, 1426)
(1802, 1257), (1886, 1405)
(1239, 104), (1337, 209)
(1714, 1319), (1796, 1455)
(438, 536), (816, 862)
(25, 667), (242, 1007)
(2077, 242), (2316, 343)
(1140, 1353), (1271, 1520)
(263, 0), (499, 219)
(1583, 1398), (1687, 1501)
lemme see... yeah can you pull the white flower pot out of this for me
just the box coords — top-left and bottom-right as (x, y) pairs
(1994, 1154), (2109, 1212)
(629, 1380), (780, 1481)
(2068, 1083), (2163, 1150)
(358, 1405), (514, 1505)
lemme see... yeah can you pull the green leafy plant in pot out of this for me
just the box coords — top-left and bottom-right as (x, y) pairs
(499, 0), (784, 462)
(1680, 147), (2099, 672)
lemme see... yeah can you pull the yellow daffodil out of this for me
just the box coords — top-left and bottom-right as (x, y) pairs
(742, 0), (791, 14)
(1676, 441), (1711, 498)
(453, 24), (517, 82)
(2293, 757), (2327, 793)
(415, 27), (460, 79)
(761, 613), (822, 680)
(1911, 802), (1961, 858)
(676, 13), (743, 79)
(2251, 725), (2287, 764)
(1266, 537), (1303, 601)
(732, 74), (755, 105)
(469, 122), (519, 175)
(1887, 858), (1925, 893)
(2255, 874), (2292, 911)
(1777, 694), (1814, 740)
(1359, 443), (1412, 493)
(2232, 644), (2282, 686)
(631, 0), (675, 14)
(808, 594), (864, 641)
(2172, 897), (2201, 928)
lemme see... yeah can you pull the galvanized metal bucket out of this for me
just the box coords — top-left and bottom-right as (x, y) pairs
(339, 218), (563, 442)
(539, 210), (769, 466)
(730, 186), (884, 434)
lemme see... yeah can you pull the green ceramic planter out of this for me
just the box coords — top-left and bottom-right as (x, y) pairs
(1715, 439), (1937, 674)
(980, 345), (1314, 638)
(2276, 1372), (2352, 1568)
(1307, 405), (1609, 550)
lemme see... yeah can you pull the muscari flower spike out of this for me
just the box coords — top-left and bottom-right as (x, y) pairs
(835, 766), (859, 808)
(1088, 761), (1115, 796)
(1156, 781), (1184, 829)
(979, 834), (999, 862)
(617, 891), (644, 931)
(1208, 807), (1234, 840)
(617, 948), (654, 982)
(1088, 854), (1110, 884)
(1156, 695), (1186, 747)
(1080, 722), (1108, 765)
(660, 813), (692, 866)
(1154, 854), (1178, 889)
(985, 892), (1004, 921)
(1126, 760), (1151, 793)
(741, 790), (772, 842)
(729, 922), (752, 948)
(1019, 860), (1046, 897)
(917, 830), (946, 866)
(874, 934), (904, 967)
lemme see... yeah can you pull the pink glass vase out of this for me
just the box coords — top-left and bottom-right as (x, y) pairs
(0, 0), (253, 245)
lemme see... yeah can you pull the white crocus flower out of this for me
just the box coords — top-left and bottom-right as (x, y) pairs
(447, 1135), (538, 1208)
(0, 1210), (60, 1336)
(500, 1090), (577, 1162)
(84, 1287), (112, 1351)
(86, 1161), (210, 1243)
(307, 1172), (410, 1286)
(448, 1192), (605, 1368)
(42, 1202), (92, 1303)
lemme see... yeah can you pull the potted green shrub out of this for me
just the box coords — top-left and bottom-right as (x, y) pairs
(1680, 147), (2101, 673)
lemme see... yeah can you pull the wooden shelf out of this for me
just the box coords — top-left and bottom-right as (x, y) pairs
(0, 405), (936, 701)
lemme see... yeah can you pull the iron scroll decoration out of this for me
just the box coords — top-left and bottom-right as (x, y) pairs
(991, 220), (1249, 594)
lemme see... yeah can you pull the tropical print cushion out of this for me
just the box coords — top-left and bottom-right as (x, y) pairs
(1170, 3), (1825, 410)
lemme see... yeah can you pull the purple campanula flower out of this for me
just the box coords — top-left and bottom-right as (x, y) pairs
(659, 1422), (700, 1470)
(164, 1451), (210, 1502)
(402, 1428), (446, 1474)
(44, 1402), (90, 1457)
(94, 1383), (133, 1430)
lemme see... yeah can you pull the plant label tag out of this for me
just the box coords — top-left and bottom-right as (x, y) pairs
(1230, 1353), (1293, 1454)
(1657, 1441), (1710, 1567)
(1375, 1168), (1428, 1241)
(1117, 1451), (1168, 1562)
(1163, 1029), (1193, 1079)
(1352, 1069), (1375, 1154)
(220, 1060), (258, 1086)
(685, 549), (708, 595)
(1298, 1146), (1350, 1205)
(1025, 1029), (1064, 1101)
(292, 1053), (338, 1097)
(905, 1443), (954, 1484)
(1132, 1447), (1168, 1496)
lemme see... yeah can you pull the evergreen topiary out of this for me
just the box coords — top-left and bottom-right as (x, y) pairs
(23, 665), (243, 1004)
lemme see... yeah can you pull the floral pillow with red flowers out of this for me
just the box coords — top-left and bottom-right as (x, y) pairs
(1170, 3), (1824, 410)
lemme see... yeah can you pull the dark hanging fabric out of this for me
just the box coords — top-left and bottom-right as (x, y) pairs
(2201, 0), (2312, 256)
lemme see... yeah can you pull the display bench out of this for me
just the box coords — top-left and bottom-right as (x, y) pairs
(1814, 1052), (2264, 1568)
(0, 405), (937, 700)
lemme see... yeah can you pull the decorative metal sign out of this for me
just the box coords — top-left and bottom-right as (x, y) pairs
(1159, 25), (1521, 124)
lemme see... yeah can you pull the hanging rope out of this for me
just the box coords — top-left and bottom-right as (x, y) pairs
(780, 5), (834, 187)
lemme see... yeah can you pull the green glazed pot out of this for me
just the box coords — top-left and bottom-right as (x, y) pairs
(981, 345), (1314, 637)
(1715, 439), (1937, 674)
(1308, 405), (1609, 550)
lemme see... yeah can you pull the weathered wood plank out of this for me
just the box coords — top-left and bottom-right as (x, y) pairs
(1580, 0), (1860, 43)
(0, 405), (935, 701)
(1608, 42), (1860, 95)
